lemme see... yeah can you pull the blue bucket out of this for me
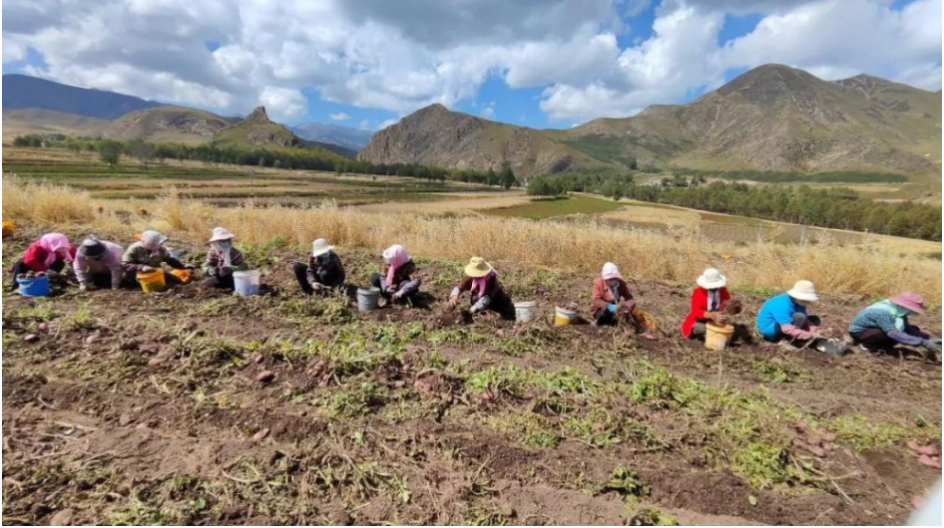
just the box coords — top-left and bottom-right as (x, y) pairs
(17, 275), (50, 297)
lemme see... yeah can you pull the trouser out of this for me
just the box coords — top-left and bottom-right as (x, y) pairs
(691, 322), (708, 337)
(10, 259), (67, 287)
(369, 273), (422, 301)
(594, 307), (658, 333)
(292, 262), (339, 295)
(851, 326), (930, 352)
(768, 314), (821, 343)
(474, 293), (517, 321)
(199, 274), (235, 290)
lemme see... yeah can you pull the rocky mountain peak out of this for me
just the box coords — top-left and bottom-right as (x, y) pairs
(245, 106), (272, 124)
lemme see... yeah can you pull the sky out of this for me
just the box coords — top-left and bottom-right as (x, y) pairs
(2, 0), (941, 130)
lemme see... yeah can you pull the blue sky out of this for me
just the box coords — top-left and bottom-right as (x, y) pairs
(3, 0), (940, 130)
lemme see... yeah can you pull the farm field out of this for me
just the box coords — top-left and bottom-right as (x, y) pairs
(2, 227), (942, 526)
(3, 168), (943, 525)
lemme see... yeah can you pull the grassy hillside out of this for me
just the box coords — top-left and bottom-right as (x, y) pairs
(2, 109), (107, 142)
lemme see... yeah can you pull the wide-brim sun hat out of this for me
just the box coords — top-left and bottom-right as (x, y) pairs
(311, 238), (334, 258)
(601, 262), (622, 281)
(697, 268), (727, 290)
(208, 227), (236, 243)
(890, 292), (926, 315)
(464, 257), (493, 278)
(787, 280), (819, 303)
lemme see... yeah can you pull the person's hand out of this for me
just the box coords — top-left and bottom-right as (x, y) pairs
(311, 282), (324, 292)
(391, 291), (404, 301)
(141, 266), (155, 273)
(79, 284), (89, 292)
(448, 296), (459, 309)
(607, 303), (618, 314)
(923, 340), (941, 354)
(220, 266), (233, 277)
(622, 300), (637, 314)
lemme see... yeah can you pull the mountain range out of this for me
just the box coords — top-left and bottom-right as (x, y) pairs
(4, 67), (941, 180)
(360, 65), (942, 179)
(1, 74), (370, 153)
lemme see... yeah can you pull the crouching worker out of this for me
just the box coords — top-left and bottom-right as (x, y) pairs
(10, 233), (76, 287)
(682, 268), (739, 339)
(200, 228), (248, 291)
(756, 280), (820, 345)
(122, 230), (191, 287)
(591, 263), (658, 340)
(849, 293), (940, 358)
(370, 244), (422, 304)
(448, 257), (515, 320)
(293, 238), (345, 295)
(74, 237), (125, 291)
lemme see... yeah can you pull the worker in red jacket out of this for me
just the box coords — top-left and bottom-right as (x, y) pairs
(682, 268), (735, 339)
(10, 233), (76, 287)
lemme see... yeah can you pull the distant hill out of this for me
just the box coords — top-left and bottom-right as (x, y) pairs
(359, 65), (941, 179)
(2, 74), (161, 120)
(2, 108), (107, 141)
(566, 65), (941, 176)
(358, 104), (605, 176)
(213, 107), (356, 158)
(102, 106), (231, 145)
(290, 122), (374, 152)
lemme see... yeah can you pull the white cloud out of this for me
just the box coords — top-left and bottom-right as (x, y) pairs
(330, 112), (351, 121)
(2, 0), (940, 126)
(480, 102), (497, 120)
(376, 118), (399, 130)
(259, 87), (306, 121)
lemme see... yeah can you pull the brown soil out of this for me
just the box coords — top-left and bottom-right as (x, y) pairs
(2, 231), (941, 526)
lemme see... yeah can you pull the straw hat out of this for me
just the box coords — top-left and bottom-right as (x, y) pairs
(787, 280), (819, 303)
(890, 292), (926, 315)
(601, 262), (622, 281)
(464, 257), (493, 278)
(697, 268), (727, 290)
(311, 238), (334, 258)
(208, 227), (235, 243)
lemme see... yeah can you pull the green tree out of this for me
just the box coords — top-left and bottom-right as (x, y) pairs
(98, 140), (123, 168)
(127, 139), (155, 169)
(500, 164), (516, 190)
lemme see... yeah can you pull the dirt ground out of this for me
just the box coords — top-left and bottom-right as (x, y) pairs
(2, 230), (941, 526)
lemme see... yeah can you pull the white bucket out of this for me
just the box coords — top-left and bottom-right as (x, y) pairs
(514, 301), (538, 323)
(357, 287), (382, 311)
(233, 270), (261, 297)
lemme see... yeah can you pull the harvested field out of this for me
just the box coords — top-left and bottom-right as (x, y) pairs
(2, 227), (942, 526)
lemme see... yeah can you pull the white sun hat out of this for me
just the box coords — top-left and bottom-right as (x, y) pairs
(601, 262), (622, 281)
(787, 280), (819, 303)
(311, 238), (335, 258)
(207, 227), (236, 243)
(697, 268), (728, 290)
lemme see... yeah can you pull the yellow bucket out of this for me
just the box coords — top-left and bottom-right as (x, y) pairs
(705, 323), (735, 352)
(137, 269), (167, 293)
(554, 306), (578, 327)
(170, 269), (192, 284)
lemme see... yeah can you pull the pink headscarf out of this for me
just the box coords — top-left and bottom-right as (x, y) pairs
(471, 270), (497, 297)
(383, 244), (410, 286)
(38, 233), (72, 267)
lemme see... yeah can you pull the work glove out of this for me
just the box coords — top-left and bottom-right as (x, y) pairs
(607, 303), (618, 314)
(391, 291), (404, 301)
(310, 282), (324, 292)
(471, 296), (490, 314)
(141, 266), (156, 273)
(923, 340), (941, 355)
(219, 267), (233, 277)
(79, 283), (89, 292)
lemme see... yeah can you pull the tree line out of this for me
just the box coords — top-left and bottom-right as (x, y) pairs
(625, 181), (940, 241)
(527, 169), (635, 200)
(672, 168), (909, 184)
(14, 135), (519, 188)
